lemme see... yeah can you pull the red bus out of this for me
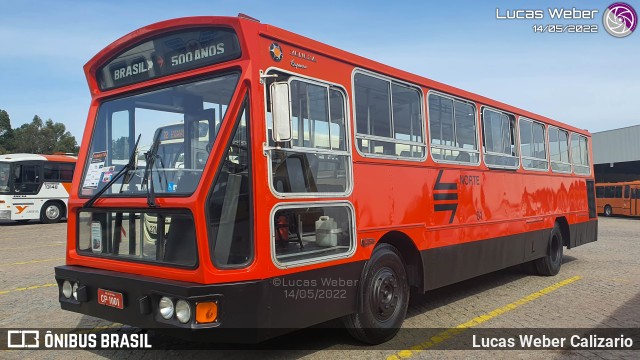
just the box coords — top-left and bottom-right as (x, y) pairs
(55, 15), (597, 344)
(596, 181), (640, 216)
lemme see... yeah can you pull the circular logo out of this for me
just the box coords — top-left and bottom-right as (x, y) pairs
(603, 2), (637, 37)
(270, 42), (283, 62)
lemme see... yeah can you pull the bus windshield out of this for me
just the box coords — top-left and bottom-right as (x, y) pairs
(0, 162), (10, 193)
(80, 72), (239, 197)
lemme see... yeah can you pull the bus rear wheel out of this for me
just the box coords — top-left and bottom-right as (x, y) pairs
(41, 202), (63, 224)
(604, 205), (612, 217)
(343, 243), (409, 344)
(535, 224), (563, 276)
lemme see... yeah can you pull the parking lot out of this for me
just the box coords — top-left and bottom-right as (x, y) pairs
(0, 217), (638, 359)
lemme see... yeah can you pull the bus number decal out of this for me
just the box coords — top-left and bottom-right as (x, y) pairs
(44, 182), (59, 190)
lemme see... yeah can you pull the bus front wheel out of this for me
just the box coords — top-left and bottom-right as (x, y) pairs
(41, 202), (63, 224)
(343, 243), (409, 344)
(535, 224), (564, 276)
(604, 205), (612, 217)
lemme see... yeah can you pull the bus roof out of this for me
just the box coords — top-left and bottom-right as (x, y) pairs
(256, 20), (592, 137)
(0, 153), (77, 163)
(85, 15), (591, 137)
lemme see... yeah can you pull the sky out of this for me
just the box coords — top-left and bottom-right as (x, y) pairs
(0, 0), (638, 143)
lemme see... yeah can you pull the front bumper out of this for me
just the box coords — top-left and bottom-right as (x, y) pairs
(55, 261), (363, 343)
(55, 265), (269, 342)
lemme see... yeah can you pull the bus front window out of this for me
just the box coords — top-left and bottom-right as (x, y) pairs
(80, 73), (239, 197)
(0, 162), (10, 193)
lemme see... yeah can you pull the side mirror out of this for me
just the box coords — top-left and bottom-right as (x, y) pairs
(270, 82), (292, 142)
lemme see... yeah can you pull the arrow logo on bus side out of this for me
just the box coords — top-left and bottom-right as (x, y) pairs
(433, 170), (458, 224)
(15, 205), (28, 214)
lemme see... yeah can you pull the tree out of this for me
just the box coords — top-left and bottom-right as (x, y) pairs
(0, 109), (14, 154)
(10, 115), (78, 154)
(0, 110), (10, 135)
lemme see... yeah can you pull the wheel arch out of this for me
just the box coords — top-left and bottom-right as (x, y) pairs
(376, 230), (424, 292)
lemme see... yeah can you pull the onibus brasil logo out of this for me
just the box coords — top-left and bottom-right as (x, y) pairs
(603, 2), (637, 37)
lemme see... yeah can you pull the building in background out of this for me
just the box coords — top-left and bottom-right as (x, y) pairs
(593, 125), (640, 183)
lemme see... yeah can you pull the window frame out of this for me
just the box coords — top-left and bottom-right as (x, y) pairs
(518, 116), (549, 172)
(426, 90), (480, 166)
(206, 93), (254, 269)
(79, 71), (241, 198)
(570, 132), (591, 176)
(481, 106), (520, 170)
(285, 76), (348, 152)
(269, 201), (357, 269)
(43, 162), (76, 182)
(547, 125), (572, 174)
(12, 161), (44, 195)
(351, 68), (427, 161)
(263, 68), (354, 199)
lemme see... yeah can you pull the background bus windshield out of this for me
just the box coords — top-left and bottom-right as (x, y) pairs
(80, 73), (239, 197)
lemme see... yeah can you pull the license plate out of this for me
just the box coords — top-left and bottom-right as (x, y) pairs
(97, 289), (124, 309)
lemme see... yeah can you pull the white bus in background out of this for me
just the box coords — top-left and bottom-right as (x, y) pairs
(0, 153), (77, 223)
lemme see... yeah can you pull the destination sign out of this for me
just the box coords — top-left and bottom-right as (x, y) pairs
(97, 28), (241, 90)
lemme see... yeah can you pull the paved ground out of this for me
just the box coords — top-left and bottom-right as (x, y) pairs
(0, 217), (638, 359)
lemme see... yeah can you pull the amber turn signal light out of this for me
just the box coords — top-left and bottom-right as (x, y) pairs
(195, 301), (218, 324)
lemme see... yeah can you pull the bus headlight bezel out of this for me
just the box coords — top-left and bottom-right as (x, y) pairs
(175, 299), (191, 324)
(62, 280), (73, 299)
(159, 296), (175, 320)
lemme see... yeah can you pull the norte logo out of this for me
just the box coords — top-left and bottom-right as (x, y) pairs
(270, 42), (283, 62)
(603, 2), (637, 37)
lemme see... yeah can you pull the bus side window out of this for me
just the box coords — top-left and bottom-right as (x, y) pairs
(624, 185), (630, 199)
(615, 186), (622, 198)
(596, 186), (605, 198)
(60, 164), (75, 182)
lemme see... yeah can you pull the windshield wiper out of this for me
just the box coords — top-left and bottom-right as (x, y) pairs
(142, 129), (162, 207)
(84, 134), (141, 208)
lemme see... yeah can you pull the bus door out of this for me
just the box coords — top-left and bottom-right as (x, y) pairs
(623, 185), (631, 215)
(632, 187), (639, 216)
(13, 162), (42, 194)
(11, 162), (43, 220)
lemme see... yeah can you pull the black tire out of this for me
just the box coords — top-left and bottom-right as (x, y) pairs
(534, 224), (564, 276)
(604, 205), (612, 217)
(343, 243), (410, 344)
(40, 201), (63, 224)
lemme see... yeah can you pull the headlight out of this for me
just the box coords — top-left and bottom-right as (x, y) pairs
(159, 296), (174, 319)
(62, 281), (72, 299)
(72, 283), (79, 300)
(175, 300), (191, 324)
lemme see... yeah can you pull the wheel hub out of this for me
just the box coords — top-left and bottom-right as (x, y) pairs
(46, 205), (59, 220)
(371, 268), (399, 321)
